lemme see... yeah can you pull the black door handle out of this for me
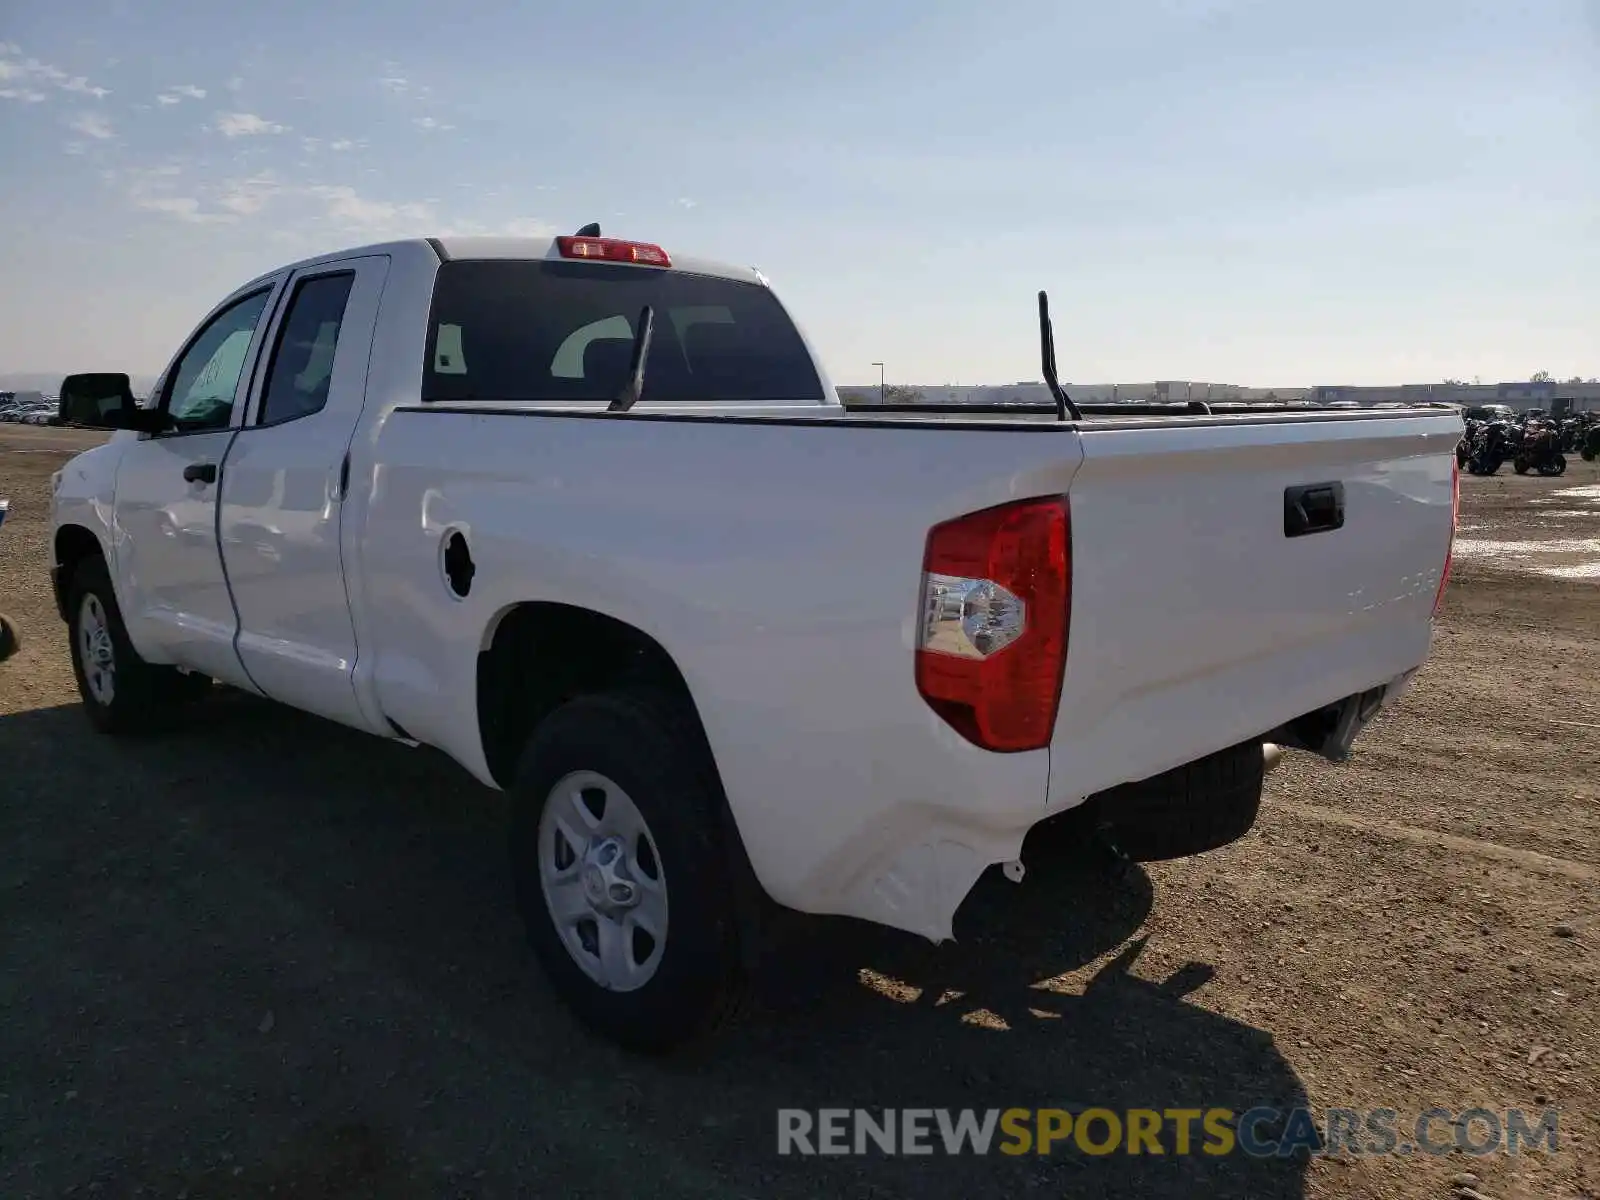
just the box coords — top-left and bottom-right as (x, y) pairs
(183, 462), (218, 485)
(1284, 481), (1345, 537)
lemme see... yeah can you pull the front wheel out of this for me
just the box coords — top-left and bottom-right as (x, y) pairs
(508, 688), (745, 1053)
(66, 557), (209, 734)
(1513, 457), (1530, 475)
(1538, 454), (1567, 477)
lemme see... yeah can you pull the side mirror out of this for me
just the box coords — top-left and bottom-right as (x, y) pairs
(57, 373), (170, 433)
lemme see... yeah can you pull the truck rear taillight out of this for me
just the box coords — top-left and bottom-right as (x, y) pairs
(1432, 455), (1459, 618)
(915, 498), (1071, 752)
(555, 236), (672, 267)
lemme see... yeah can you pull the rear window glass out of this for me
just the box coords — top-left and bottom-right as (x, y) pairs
(423, 260), (825, 404)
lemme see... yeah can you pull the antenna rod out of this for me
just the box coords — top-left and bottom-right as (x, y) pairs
(608, 305), (655, 413)
(1038, 291), (1083, 422)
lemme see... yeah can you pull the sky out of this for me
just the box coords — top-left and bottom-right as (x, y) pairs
(0, 0), (1596, 387)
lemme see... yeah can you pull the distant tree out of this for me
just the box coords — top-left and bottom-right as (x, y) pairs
(837, 384), (925, 407)
(1531, 370), (1553, 383)
(881, 384), (925, 404)
(1442, 378), (1464, 386)
(1566, 376), (1583, 385)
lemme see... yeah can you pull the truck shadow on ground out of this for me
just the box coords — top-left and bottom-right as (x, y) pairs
(0, 692), (1312, 1199)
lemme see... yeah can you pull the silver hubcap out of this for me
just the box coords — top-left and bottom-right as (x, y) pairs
(77, 593), (115, 705)
(538, 770), (668, 992)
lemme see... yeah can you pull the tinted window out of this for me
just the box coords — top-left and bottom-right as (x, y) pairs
(423, 260), (824, 404)
(257, 273), (355, 425)
(164, 289), (273, 431)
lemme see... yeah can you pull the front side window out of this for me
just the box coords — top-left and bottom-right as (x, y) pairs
(164, 289), (273, 431)
(257, 273), (355, 425)
(423, 260), (824, 404)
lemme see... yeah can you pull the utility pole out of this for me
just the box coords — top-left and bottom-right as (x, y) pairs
(871, 361), (885, 402)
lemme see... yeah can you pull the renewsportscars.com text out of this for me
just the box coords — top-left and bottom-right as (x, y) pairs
(777, 1107), (1561, 1159)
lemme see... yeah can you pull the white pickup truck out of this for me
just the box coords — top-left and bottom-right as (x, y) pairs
(49, 232), (1462, 1050)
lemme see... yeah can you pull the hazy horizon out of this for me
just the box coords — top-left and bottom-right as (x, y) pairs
(2, 2), (1596, 385)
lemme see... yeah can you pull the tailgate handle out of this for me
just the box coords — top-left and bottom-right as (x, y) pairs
(1284, 481), (1345, 538)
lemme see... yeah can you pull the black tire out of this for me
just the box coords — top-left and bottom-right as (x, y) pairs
(508, 688), (745, 1053)
(0, 614), (18, 663)
(65, 556), (209, 735)
(1092, 741), (1266, 862)
(1513, 458), (1529, 475)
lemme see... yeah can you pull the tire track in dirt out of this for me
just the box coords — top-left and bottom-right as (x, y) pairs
(1272, 802), (1597, 882)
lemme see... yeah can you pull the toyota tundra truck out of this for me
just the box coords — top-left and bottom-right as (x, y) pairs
(48, 232), (1462, 1050)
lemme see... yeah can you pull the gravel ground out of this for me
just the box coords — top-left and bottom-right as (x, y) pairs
(1, 425), (1595, 1200)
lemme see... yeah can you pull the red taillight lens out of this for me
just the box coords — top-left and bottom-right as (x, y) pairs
(1433, 455), (1459, 618)
(914, 497), (1071, 752)
(555, 236), (672, 267)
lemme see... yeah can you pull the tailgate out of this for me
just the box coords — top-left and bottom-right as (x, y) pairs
(1047, 411), (1459, 806)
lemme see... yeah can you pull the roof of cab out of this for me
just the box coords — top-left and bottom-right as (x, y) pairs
(253, 236), (766, 290)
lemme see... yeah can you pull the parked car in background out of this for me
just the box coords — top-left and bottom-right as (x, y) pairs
(0, 393), (59, 424)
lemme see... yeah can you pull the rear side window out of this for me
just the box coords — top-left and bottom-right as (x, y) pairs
(423, 260), (824, 404)
(257, 273), (355, 425)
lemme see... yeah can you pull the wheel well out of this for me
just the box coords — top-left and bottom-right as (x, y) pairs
(53, 526), (105, 618)
(55, 525), (103, 575)
(476, 602), (710, 791)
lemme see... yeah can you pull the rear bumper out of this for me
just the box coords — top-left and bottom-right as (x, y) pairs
(731, 658), (1425, 944)
(1045, 616), (1433, 813)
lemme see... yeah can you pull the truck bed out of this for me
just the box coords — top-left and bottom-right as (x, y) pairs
(357, 400), (1460, 939)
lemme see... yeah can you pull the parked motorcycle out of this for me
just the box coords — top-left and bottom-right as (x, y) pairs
(1581, 423), (1600, 463)
(1557, 417), (1588, 452)
(1465, 420), (1515, 475)
(1513, 421), (1567, 476)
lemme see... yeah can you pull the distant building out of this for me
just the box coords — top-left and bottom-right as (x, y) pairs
(1553, 382), (1600, 414)
(838, 379), (1593, 411)
(1312, 381), (1600, 412)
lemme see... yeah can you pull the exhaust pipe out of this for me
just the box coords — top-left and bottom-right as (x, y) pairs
(1263, 743), (1286, 775)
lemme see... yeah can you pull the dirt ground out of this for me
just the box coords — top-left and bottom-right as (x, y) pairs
(1, 425), (1595, 1200)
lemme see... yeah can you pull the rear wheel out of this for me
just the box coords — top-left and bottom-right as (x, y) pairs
(508, 688), (745, 1053)
(65, 557), (209, 735)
